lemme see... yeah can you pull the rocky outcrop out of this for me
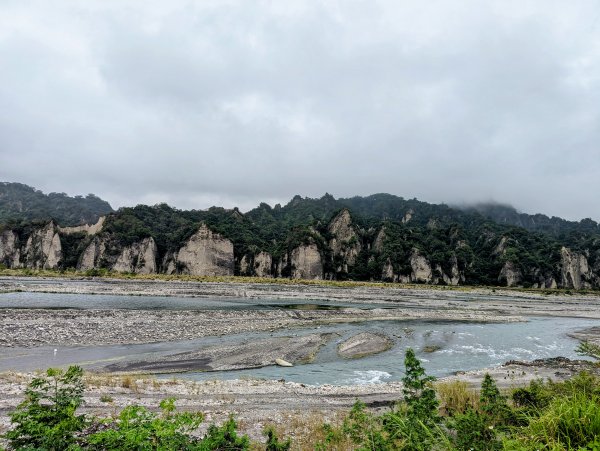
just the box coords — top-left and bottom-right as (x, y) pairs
(337, 332), (393, 359)
(373, 227), (386, 253)
(382, 258), (396, 281)
(498, 261), (523, 287)
(410, 249), (433, 283)
(0, 230), (21, 268)
(402, 209), (413, 224)
(240, 251), (272, 277)
(112, 237), (157, 274)
(442, 255), (463, 285)
(167, 224), (234, 276)
(58, 216), (105, 235)
(24, 222), (62, 269)
(560, 247), (592, 289)
(328, 209), (361, 273)
(77, 236), (108, 271)
(290, 243), (323, 279)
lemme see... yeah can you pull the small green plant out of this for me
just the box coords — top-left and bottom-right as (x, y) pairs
(5, 365), (86, 450)
(86, 398), (204, 450)
(452, 408), (500, 451)
(198, 416), (250, 450)
(577, 340), (600, 361)
(99, 394), (113, 403)
(264, 426), (291, 451)
(401, 348), (439, 425)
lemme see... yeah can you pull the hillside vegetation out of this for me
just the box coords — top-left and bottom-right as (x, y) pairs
(1, 190), (600, 288)
(0, 182), (113, 226)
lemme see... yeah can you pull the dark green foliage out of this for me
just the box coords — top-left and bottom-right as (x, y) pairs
(86, 398), (204, 450)
(4, 365), (253, 450)
(5, 366), (86, 450)
(577, 340), (600, 360)
(197, 417), (249, 450)
(452, 408), (500, 451)
(480, 373), (515, 428)
(341, 401), (393, 451)
(512, 379), (552, 413)
(401, 348), (439, 425)
(5, 190), (600, 286)
(0, 182), (113, 226)
(264, 426), (291, 451)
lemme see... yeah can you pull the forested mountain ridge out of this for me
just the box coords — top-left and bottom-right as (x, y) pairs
(462, 202), (600, 237)
(0, 182), (113, 226)
(1, 190), (599, 289)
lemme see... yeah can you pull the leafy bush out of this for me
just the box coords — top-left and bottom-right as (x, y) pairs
(4, 366), (252, 450)
(5, 366), (86, 450)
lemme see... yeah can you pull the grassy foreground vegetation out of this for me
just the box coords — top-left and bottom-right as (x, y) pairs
(3, 348), (600, 450)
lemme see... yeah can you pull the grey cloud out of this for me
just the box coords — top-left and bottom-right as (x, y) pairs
(1, 0), (599, 220)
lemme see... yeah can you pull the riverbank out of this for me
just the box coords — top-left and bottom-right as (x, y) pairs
(1, 357), (598, 442)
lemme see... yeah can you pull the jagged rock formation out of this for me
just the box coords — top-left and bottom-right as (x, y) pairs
(23, 222), (62, 269)
(112, 237), (158, 274)
(59, 216), (105, 235)
(0, 230), (21, 268)
(77, 237), (108, 271)
(560, 247), (593, 289)
(290, 243), (323, 279)
(410, 249), (433, 283)
(373, 227), (386, 253)
(240, 251), (272, 277)
(498, 261), (523, 287)
(165, 224), (234, 276)
(328, 209), (361, 273)
(3, 192), (600, 289)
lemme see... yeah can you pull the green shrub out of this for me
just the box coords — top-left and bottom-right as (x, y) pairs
(5, 366), (86, 450)
(86, 398), (204, 450)
(452, 408), (500, 451)
(264, 426), (291, 451)
(524, 394), (600, 449)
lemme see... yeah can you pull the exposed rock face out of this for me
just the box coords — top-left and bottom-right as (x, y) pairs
(498, 261), (523, 287)
(337, 332), (393, 359)
(240, 252), (272, 277)
(77, 237), (108, 271)
(410, 249), (432, 283)
(254, 252), (272, 277)
(112, 237), (157, 274)
(493, 236), (509, 256)
(382, 258), (396, 282)
(0, 230), (21, 268)
(560, 247), (592, 289)
(373, 227), (386, 253)
(171, 224), (234, 276)
(290, 243), (323, 279)
(24, 222), (62, 269)
(328, 209), (361, 272)
(442, 255), (463, 286)
(402, 209), (413, 224)
(58, 216), (105, 235)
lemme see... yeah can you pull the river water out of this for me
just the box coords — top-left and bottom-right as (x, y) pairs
(0, 292), (597, 385)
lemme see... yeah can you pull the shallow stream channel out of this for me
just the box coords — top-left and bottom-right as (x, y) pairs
(0, 292), (597, 385)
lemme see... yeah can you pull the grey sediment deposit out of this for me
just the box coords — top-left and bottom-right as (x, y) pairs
(568, 326), (600, 345)
(337, 332), (393, 359)
(104, 333), (335, 373)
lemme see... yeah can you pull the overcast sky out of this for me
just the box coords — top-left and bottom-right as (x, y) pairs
(1, 1), (600, 220)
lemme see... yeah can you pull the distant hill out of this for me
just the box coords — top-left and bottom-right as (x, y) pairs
(462, 203), (600, 237)
(2, 187), (600, 289)
(0, 182), (114, 226)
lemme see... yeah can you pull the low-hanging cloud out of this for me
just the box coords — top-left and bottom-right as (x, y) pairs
(1, 0), (599, 220)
